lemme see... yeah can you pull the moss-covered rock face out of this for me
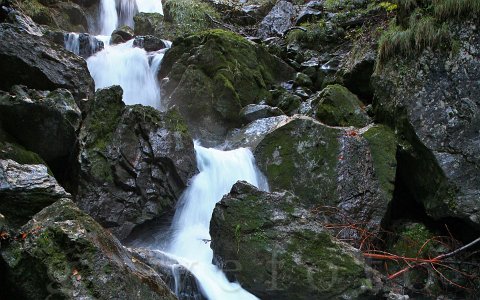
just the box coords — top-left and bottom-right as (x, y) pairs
(0, 160), (70, 227)
(159, 29), (294, 145)
(134, 12), (165, 36)
(0, 141), (46, 167)
(210, 181), (382, 299)
(12, 0), (91, 32)
(77, 86), (197, 240)
(310, 84), (370, 127)
(0, 199), (176, 300)
(163, 0), (219, 36)
(372, 21), (480, 229)
(254, 117), (397, 239)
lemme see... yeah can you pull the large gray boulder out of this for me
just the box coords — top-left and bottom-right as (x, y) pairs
(0, 24), (94, 111)
(257, 0), (297, 39)
(210, 181), (382, 299)
(0, 86), (82, 167)
(372, 22), (480, 228)
(254, 116), (397, 239)
(0, 159), (70, 227)
(0, 199), (176, 300)
(77, 86), (197, 240)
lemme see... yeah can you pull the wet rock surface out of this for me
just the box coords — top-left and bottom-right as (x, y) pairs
(76, 86), (197, 240)
(0, 160), (69, 227)
(0, 86), (81, 168)
(159, 29), (294, 145)
(373, 22), (480, 228)
(0, 24), (94, 111)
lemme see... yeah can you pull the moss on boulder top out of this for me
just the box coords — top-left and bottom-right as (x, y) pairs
(310, 84), (371, 128)
(159, 29), (294, 145)
(0, 198), (176, 299)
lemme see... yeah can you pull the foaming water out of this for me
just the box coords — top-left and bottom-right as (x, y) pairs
(86, 39), (164, 108)
(166, 142), (268, 299)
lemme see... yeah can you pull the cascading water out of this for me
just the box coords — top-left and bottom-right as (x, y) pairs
(166, 143), (268, 300)
(65, 1), (269, 298)
(65, 33), (80, 55)
(99, 0), (118, 35)
(86, 38), (163, 108)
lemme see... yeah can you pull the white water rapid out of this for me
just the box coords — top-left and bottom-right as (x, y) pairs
(63, 0), (166, 108)
(168, 143), (268, 300)
(86, 38), (164, 108)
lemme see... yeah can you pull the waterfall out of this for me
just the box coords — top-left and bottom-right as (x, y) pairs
(65, 33), (80, 55)
(81, 0), (166, 108)
(86, 39), (164, 108)
(166, 142), (268, 300)
(99, 0), (118, 35)
(66, 1), (268, 298)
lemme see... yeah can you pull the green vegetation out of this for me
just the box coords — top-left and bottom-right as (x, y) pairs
(433, 0), (480, 19)
(14, 0), (54, 26)
(377, 0), (478, 67)
(164, 0), (219, 35)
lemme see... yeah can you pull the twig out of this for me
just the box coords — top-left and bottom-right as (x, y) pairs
(434, 236), (480, 261)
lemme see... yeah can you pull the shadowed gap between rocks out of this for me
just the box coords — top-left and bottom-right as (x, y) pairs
(385, 147), (480, 244)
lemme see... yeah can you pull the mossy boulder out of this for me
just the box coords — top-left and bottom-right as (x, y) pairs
(268, 87), (302, 115)
(111, 25), (134, 44)
(372, 21), (480, 229)
(134, 12), (165, 36)
(159, 29), (294, 145)
(210, 181), (382, 299)
(254, 117), (397, 239)
(0, 198), (176, 300)
(13, 0), (89, 32)
(77, 86), (197, 240)
(0, 160), (70, 227)
(310, 84), (371, 127)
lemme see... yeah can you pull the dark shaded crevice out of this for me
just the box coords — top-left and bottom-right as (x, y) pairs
(343, 59), (375, 104)
(123, 209), (176, 246)
(385, 148), (480, 244)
